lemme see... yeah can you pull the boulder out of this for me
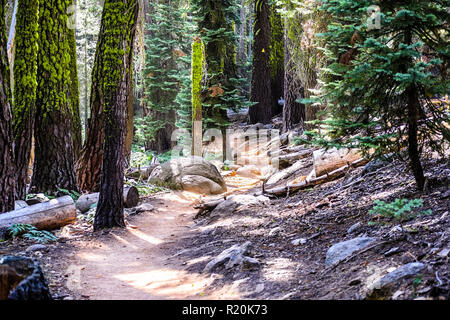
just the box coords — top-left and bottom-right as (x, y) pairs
(325, 237), (377, 267)
(148, 156), (227, 195)
(181, 175), (224, 195)
(366, 262), (426, 299)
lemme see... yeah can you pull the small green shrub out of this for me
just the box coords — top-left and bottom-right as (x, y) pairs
(369, 198), (432, 223)
(8, 224), (58, 243)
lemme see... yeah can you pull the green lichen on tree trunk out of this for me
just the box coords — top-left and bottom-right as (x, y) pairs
(191, 36), (204, 157)
(31, 0), (79, 194)
(12, 0), (39, 200)
(0, 0), (15, 212)
(94, 0), (138, 231)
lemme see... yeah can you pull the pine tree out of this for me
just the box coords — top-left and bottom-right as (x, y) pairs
(68, 20), (82, 160)
(0, 0), (15, 212)
(12, 0), (39, 200)
(31, 0), (79, 194)
(94, 0), (138, 230)
(311, 0), (449, 190)
(269, 1), (284, 116)
(249, 0), (273, 124)
(190, 0), (249, 133)
(138, 0), (191, 153)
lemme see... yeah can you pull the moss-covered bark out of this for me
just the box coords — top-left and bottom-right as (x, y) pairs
(94, 0), (138, 230)
(0, 0), (15, 212)
(12, 0), (39, 200)
(191, 36), (204, 156)
(31, 0), (79, 194)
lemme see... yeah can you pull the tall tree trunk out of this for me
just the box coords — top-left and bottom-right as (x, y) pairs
(76, 11), (107, 192)
(249, 0), (272, 124)
(0, 0), (15, 213)
(12, 0), (39, 200)
(94, 0), (138, 231)
(282, 18), (305, 133)
(31, 0), (79, 194)
(269, 4), (284, 117)
(68, 11), (82, 161)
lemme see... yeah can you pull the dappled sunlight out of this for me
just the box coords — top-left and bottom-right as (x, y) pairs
(262, 257), (298, 283)
(112, 268), (215, 299)
(110, 233), (139, 250)
(127, 228), (164, 245)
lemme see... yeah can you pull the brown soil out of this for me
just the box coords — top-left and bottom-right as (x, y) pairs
(1, 157), (448, 300)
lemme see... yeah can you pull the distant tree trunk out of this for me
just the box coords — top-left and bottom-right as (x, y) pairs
(249, 0), (272, 124)
(282, 19), (305, 133)
(31, 0), (79, 194)
(76, 13), (107, 192)
(0, 0), (15, 213)
(191, 37), (203, 157)
(238, 0), (246, 63)
(269, 4), (284, 117)
(68, 17), (82, 161)
(124, 73), (134, 167)
(94, 0), (138, 231)
(12, 0), (39, 200)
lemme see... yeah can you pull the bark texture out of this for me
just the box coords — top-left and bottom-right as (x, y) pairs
(94, 0), (138, 231)
(282, 19), (305, 133)
(31, 0), (78, 195)
(0, 0), (15, 213)
(12, 0), (39, 200)
(249, 0), (273, 124)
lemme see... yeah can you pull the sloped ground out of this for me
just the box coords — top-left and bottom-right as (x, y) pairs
(1, 155), (448, 300)
(171, 157), (450, 300)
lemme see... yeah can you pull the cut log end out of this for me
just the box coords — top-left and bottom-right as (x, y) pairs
(124, 186), (139, 208)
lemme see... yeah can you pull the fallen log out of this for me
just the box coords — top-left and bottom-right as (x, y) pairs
(264, 158), (368, 197)
(278, 150), (313, 169)
(75, 186), (139, 213)
(313, 148), (363, 177)
(0, 196), (76, 231)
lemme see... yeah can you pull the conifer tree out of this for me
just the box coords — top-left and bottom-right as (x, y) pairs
(190, 0), (249, 133)
(310, 0), (449, 190)
(94, 0), (138, 230)
(12, 0), (39, 200)
(31, 0), (79, 194)
(139, 0), (191, 153)
(0, 0), (15, 212)
(249, 0), (273, 124)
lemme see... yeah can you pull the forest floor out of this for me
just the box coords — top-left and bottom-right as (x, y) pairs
(1, 154), (449, 300)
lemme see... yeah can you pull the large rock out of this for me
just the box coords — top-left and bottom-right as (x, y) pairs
(0, 256), (52, 300)
(181, 175), (224, 195)
(148, 156), (227, 195)
(325, 237), (377, 267)
(366, 262), (426, 299)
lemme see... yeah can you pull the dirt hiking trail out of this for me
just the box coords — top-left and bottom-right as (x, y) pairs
(69, 191), (247, 300)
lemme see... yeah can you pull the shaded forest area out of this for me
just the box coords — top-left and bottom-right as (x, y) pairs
(0, 0), (449, 301)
